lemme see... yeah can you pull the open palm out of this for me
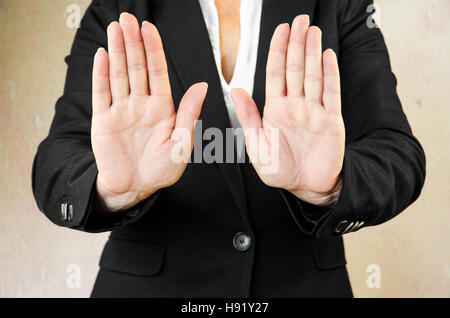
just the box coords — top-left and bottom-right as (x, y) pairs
(232, 15), (345, 206)
(92, 14), (207, 211)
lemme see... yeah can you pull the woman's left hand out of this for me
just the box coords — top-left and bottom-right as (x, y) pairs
(231, 15), (345, 207)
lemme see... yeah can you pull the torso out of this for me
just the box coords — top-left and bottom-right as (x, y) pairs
(215, 0), (241, 84)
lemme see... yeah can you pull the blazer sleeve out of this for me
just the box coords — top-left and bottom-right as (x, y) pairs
(281, 0), (426, 238)
(31, 0), (160, 233)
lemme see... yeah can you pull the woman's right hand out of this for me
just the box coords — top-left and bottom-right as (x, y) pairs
(91, 13), (208, 212)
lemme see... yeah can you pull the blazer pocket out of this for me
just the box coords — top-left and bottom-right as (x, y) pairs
(309, 236), (347, 270)
(99, 237), (167, 277)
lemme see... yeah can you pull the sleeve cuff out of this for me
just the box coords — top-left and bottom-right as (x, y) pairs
(57, 158), (160, 233)
(280, 149), (368, 237)
(280, 189), (335, 236)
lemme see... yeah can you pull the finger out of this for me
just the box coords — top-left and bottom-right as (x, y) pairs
(141, 21), (171, 96)
(231, 88), (263, 131)
(119, 13), (149, 96)
(174, 82), (208, 133)
(92, 48), (111, 115)
(322, 49), (342, 115)
(107, 22), (129, 101)
(304, 26), (323, 104)
(286, 15), (309, 97)
(266, 24), (290, 99)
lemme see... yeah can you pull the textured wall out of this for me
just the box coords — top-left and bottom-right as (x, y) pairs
(0, 0), (448, 297)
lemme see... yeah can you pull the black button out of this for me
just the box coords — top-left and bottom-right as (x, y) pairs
(233, 232), (251, 252)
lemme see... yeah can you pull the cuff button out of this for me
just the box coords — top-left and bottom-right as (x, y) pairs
(67, 204), (74, 222)
(61, 203), (68, 221)
(61, 203), (74, 222)
(334, 220), (349, 234)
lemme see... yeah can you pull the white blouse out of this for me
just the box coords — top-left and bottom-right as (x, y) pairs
(198, 0), (263, 129)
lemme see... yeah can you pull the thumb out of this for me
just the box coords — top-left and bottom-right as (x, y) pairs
(231, 88), (267, 163)
(170, 82), (207, 164)
(231, 88), (263, 131)
(174, 82), (208, 132)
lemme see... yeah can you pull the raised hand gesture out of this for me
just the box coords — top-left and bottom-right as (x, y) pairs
(232, 16), (345, 206)
(91, 13), (208, 211)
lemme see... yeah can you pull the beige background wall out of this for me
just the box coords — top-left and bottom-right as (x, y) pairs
(0, 0), (448, 298)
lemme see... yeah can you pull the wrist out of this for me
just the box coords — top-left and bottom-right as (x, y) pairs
(95, 179), (157, 213)
(289, 176), (343, 208)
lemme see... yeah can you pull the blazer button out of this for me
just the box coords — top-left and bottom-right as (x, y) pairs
(334, 220), (349, 234)
(233, 232), (252, 252)
(67, 204), (74, 222)
(61, 203), (68, 221)
(61, 203), (74, 222)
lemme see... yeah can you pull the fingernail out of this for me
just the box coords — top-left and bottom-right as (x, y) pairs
(107, 21), (117, 31)
(142, 20), (150, 26)
(119, 12), (128, 20)
(97, 47), (105, 53)
(276, 23), (289, 31)
(295, 14), (309, 23)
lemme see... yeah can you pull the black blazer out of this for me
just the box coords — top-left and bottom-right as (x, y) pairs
(32, 0), (426, 297)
